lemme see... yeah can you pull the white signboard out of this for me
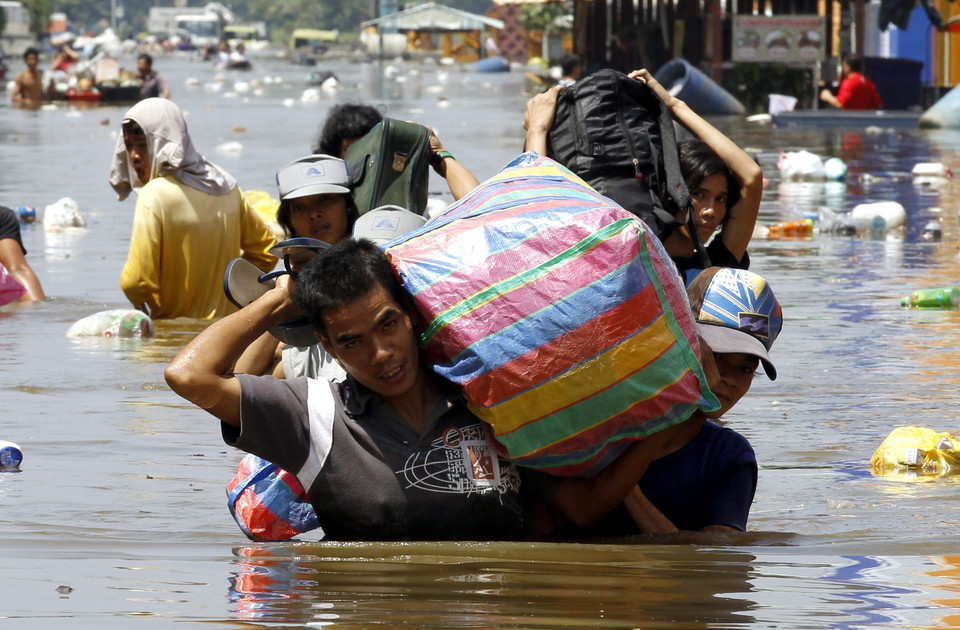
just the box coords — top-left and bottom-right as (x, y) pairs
(733, 15), (826, 63)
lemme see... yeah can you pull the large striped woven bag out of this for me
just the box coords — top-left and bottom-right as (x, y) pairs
(385, 153), (719, 475)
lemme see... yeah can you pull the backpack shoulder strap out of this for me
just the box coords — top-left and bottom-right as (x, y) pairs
(650, 85), (711, 268)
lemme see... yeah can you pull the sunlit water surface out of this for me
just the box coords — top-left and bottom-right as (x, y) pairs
(3, 51), (960, 628)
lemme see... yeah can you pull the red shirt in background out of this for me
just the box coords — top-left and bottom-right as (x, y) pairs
(836, 72), (883, 110)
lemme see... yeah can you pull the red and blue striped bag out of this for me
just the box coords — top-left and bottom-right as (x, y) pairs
(385, 152), (719, 475)
(227, 455), (320, 541)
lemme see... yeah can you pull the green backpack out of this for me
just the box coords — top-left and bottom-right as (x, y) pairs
(345, 118), (432, 217)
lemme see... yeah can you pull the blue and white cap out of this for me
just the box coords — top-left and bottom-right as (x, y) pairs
(276, 154), (350, 201)
(690, 267), (782, 380)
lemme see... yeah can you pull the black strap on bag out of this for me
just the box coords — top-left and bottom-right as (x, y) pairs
(653, 93), (711, 269)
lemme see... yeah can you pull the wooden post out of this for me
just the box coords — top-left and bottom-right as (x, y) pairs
(707, 0), (723, 83)
(853, 0), (864, 54)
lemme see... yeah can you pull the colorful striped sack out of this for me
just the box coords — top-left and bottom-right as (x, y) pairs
(385, 152), (719, 475)
(227, 455), (320, 541)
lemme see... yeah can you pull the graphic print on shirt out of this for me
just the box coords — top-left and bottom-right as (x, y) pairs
(399, 423), (521, 496)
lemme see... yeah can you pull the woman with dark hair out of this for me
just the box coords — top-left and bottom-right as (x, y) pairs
(273, 154), (358, 241)
(233, 154), (357, 379)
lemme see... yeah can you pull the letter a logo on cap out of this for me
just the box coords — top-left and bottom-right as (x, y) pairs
(372, 217), (399, 231)
(303, 164), (326, 177)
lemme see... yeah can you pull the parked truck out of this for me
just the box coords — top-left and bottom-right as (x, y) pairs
(147, 3), (234, 49)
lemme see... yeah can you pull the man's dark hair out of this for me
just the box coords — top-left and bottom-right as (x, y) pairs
(276, 194), (359, 238)
(312, 102), (384, 157)
(23, 47), (39, 61)
(559, 53), (580, 77)
(678, 139), (742, 215)
(843, 55), (864, 73)
(296, 238), (412, 336)
(138, 53), (153, 68)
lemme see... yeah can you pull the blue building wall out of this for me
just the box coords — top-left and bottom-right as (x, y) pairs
(884, 4), (934, 84)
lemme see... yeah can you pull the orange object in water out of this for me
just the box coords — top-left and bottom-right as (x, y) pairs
(768, 218), (814, 239)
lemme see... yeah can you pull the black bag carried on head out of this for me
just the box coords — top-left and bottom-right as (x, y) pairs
(345, 118), (432, 217)
(547, 69), (710, 267)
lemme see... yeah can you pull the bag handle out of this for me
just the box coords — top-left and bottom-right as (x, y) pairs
(651, 89), (711, 268)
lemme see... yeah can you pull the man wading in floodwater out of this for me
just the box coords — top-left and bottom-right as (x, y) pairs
(166, 238), (692, 540)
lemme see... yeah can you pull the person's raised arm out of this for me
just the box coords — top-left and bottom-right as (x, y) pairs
(819, 87), (842, 109)
(523, 84), (562, 155)
(165, 274), (303, 426)
(629, 69), (762, 260)
(544, 334), (720, 529)
(542, 424), (687, 528)
(623, 486), (679, 533)
(0, 238), (45, 301)
(233, 331), (284, 377)
(428, 128), (479, 201)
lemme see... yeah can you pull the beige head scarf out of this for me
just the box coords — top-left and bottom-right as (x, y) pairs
(109, 98), (236, 201)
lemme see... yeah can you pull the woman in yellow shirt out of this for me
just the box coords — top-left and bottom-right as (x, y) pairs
(109, 98), (276, 319)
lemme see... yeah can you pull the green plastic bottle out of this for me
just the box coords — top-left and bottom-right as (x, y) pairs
(901, 286), (960, 309)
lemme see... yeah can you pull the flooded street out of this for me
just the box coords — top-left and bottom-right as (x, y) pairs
(3, 51), (960, 628)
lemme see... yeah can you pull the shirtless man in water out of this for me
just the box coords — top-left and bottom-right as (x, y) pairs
(12, 48), (43, 107)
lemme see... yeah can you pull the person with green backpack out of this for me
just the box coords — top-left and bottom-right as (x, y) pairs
(314, 102), (479, 214)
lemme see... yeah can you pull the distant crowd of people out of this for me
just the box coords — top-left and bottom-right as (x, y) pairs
(10, 44), (171, 105)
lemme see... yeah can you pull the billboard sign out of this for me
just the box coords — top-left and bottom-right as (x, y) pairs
(733, 15), (826, 63)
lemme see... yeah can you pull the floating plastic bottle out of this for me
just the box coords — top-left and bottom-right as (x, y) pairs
(911, 162), (953, 179)
(0, 440), (23, 472)
(768, 218), (814, 239)
(851, 201), (906, 230)
(65, 309), (156, 338)
(900, 286), (960, 309)
(921, 220), (942, 242)
(823, 157), (848, 180)
(15, 205), (36, 224)
(817, 206), (855, 235)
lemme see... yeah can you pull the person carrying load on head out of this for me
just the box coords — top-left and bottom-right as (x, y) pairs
(523, 69), (762, 285)
(313, 102), (481, 205)
(585, 267), (783, 535)
(167, 237), (704, 541)
(109, 98), (277, 319)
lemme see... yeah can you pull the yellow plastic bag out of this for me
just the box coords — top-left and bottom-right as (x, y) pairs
(243, 189), (283, 239)
(870, 426), (960, 478)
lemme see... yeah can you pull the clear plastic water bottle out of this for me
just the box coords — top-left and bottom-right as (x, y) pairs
(0, 440), (23, 471)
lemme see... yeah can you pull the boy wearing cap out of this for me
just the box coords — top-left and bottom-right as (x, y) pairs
(612, 267), (782, 534)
